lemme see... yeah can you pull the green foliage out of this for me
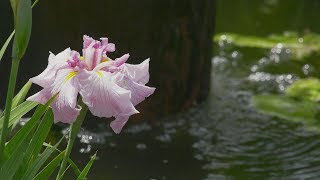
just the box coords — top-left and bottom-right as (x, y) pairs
(0, 80), (34, 119)
(0, 101), (37, 130)
(213, 32), (320, 59)
(43, 142), (82, 176)
(0, 136), (29, 179)
(77, 153), (97, 180)
(22, 138), (62, 180)
(57, 99), (88, 179)
(286, 78), (320, 102)
(253, 95), (320, 131)
(24, 109), (54, 165)
(0, 31), (15, 62)
(0, 0), (33, 161)
(33, 150), (65, 180)
(4, 95), (55, 157)
(0, 97), (55, 179)
(12, 81), (32, 108)
(11, 0), (32, 59)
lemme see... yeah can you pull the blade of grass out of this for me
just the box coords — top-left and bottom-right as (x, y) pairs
(0, 81), (33, 119)
(0, 0), (39, 63)
(25, 109), (54, 164)
(77, 153), (97, 180)
(43, 142), (81, 176)
(13, 109), (54, 180)
(0, 59), (20, 161)
(0, 0), (39, 62)
(0, 138), (29, 180)
(22, 138), (63, 180)
(0, 0), (33, 162)
(56, 98), (88, 179)
(4, 95), (56, 155)
(57, 165), (71, 180)
(33, 150), (65, 180)
(0, 101), (37, 130)
(11, 0), (32, 60)
(0, 31), (15, 63)
(31, 0), (39, 8)
(12, 81), (32, 108)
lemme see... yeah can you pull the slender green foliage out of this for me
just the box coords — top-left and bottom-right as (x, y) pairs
(0, 137), (29, 179)
(4, 95), (56, 156)
(0, 30), (15, 62)
(43, 142), (82, 176)
(11, 0), (32, 59)
(11, 109), (55, 179)
(0, 59), (20, 161)
(77, 153), (97, 180)
(56, 99), (88, 179)
(33, 150), (65, 180)
(0, 0), (33, 162)
(12, 81), (32, 108)
(22, 138), (63, 180)
(0, 101), (37, 130)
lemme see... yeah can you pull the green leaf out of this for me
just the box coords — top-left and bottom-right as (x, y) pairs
(12, 81), (32, 108)
(0, 137), (29, 179)
(43, 143), (81, 176)
(16, 109), (53, 179)
(4, 95), (56, 155)
(286, 78), (320, 102)
(0, 0), (39, 61)
(0, 31), (15, 62)
(68, 158), (82, 177)
(11, 0), (32, 59)
(22, 138), (63, 180)
(25, 109), (54, 163)
(31, 0), (39, 8)
(0, 81), (33, 119)
(33, 150), (65, 180)
(253, 95), (320, 130)
(57, 165), (71, 180)
(77, 153), (97, 180)
(0, 101), (37, 130)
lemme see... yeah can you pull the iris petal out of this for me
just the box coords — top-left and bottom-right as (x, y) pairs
(30, 48), (73, 87)
(78, 70), (139, 133)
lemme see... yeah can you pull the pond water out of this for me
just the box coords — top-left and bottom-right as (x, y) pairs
(2, 0), (320, 179)
(64, 1), (320, 179)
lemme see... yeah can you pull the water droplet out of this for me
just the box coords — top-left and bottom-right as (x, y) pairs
(298, 38), (304, 43)
(136, 143), (147, 150)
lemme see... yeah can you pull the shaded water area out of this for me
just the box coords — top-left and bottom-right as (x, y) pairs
(2, 0), (320, 179)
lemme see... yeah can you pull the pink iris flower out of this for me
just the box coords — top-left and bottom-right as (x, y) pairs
(27, 35), (155, 134)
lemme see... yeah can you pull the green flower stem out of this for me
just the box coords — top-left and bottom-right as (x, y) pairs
(56, 99), (88, 179)
(0, 58), (20, 162)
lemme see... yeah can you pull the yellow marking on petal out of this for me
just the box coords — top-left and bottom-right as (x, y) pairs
(97, 71), (104, 77)
(80, 56), (84, 60)
(101, 57), (111, 62)
(65, 71), (77, 82)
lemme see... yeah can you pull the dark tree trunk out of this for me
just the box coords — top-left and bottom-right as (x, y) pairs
(0, 0), (215, 119)
(142, 1), (215, 118)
